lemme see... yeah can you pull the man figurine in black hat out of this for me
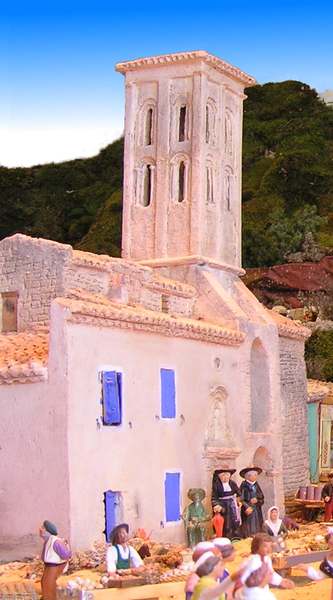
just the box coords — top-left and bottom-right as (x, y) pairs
(106, 523), (143, 575)
(239, 467), (264, 537)
(211, 468), (241, 540)
(39, 520), (71, 600)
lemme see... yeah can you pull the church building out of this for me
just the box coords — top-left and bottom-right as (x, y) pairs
(0, 51), (310, 553)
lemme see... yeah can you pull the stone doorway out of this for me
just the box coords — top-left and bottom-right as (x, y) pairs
(253, 446), (276, 512)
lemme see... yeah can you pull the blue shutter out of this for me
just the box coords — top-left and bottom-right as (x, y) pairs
(102, 371), (122, 425)
(165, 472), (181, 522)
(104, 490), (117, 542)
(160, 368), (176, 418)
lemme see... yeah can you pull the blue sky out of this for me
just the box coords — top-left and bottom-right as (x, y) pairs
(2, 1), (332, 167)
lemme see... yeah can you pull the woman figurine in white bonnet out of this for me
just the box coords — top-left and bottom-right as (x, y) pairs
(262, 507), (287, 538)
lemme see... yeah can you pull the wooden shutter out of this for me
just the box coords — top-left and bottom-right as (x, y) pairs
(104, 490), (117, 542)
(164, 472), (181, 522)
(160, 368), (176, 418)
(102, 371), (122, 425)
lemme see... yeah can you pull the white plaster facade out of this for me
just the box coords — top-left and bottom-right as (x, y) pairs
(0, 51), (311, 555)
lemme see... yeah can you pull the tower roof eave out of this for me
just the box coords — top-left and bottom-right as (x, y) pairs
(115, 50), (256, 87)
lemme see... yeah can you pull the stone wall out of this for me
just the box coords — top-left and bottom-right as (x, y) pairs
(0, 235), (196, 332)
(0, 235), (71, 330)
(280, 336), (309, 495)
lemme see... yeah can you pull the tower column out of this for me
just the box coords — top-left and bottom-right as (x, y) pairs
(122, 81), (136, 259)
(190, 71), (207, 256)
(154, 78), (170, 258)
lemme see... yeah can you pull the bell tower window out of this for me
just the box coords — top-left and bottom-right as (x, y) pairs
(145, 108), (153, 146)
(143, 165), (152, 206)
(178, 161), (185, 202)
(178, 105), (186, 142)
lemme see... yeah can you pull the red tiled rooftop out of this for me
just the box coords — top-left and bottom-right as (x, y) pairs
(0, 331), (48, 384)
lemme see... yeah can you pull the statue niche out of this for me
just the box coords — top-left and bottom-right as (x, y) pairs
(205, 386), (234, 449)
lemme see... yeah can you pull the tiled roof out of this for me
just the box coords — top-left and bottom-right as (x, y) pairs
(267, 309), (311, 340)
(0, 331), (48, 384)
(58, 296), (245, 346)
(116, 50), (256, 86)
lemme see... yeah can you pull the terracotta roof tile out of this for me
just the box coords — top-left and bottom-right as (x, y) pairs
(266, 309), (311, 340)
(0, 332), (48, 384)
(57, 296), (244, 346)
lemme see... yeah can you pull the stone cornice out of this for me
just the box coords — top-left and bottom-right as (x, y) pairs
(59, 298), (245, 346)
(139, 255), (245, 276)
(144, 277), (196, 298)
(116, 51), (256, 87)
(276, 322), (311, 341)
(267, 309), (311, 341)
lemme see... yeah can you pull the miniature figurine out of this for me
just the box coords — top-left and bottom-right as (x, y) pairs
(298, 527), (333, 600)
(235, 533), (294, 599)
(39, 520), (72, 600)
(262, 506), (288, 553)
(211, 468), (241, 540)
(262, 506), (288, 537)
(322, 472), (333, 521)
(184, 542), (216, 600)
(239, 467), (264, 538)
(191, 552), (243, 600)
(212, 505), (224, 538)
(183, 488), (210, 548)
(212, 538), (237, 599)
(106, 523), (143, 574)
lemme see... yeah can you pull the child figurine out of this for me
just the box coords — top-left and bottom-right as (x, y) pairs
(212, 505), (225, 538)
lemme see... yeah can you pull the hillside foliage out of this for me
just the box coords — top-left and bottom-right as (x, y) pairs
(1, 81), (333, 267)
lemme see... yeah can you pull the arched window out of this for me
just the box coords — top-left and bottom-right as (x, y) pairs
(250, 339), (270, 432)
(170, 154), (189, 203)
(145, 108), (153, 146)
(178, 161), (185, 202)
(179, 105), (187, 142)
(143, 165), (152, 207)
(136, 100), (156, 147)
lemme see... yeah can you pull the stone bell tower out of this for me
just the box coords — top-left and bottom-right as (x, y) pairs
(116, 51), (255, 269)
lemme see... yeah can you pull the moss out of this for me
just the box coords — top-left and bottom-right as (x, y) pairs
(305, 330), (333, 382)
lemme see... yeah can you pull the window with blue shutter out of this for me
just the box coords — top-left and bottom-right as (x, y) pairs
(104, 490), (122, 542)
(164, 472), (181, 522)
(101, 371), (122, 425)
(160, 368), (176, 418)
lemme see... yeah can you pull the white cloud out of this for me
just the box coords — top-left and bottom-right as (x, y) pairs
(0, 123), (124, 168)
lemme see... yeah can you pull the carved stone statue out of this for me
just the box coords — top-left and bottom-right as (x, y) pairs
(182, 488), (210, 547)
(205, 386), (234, 449)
